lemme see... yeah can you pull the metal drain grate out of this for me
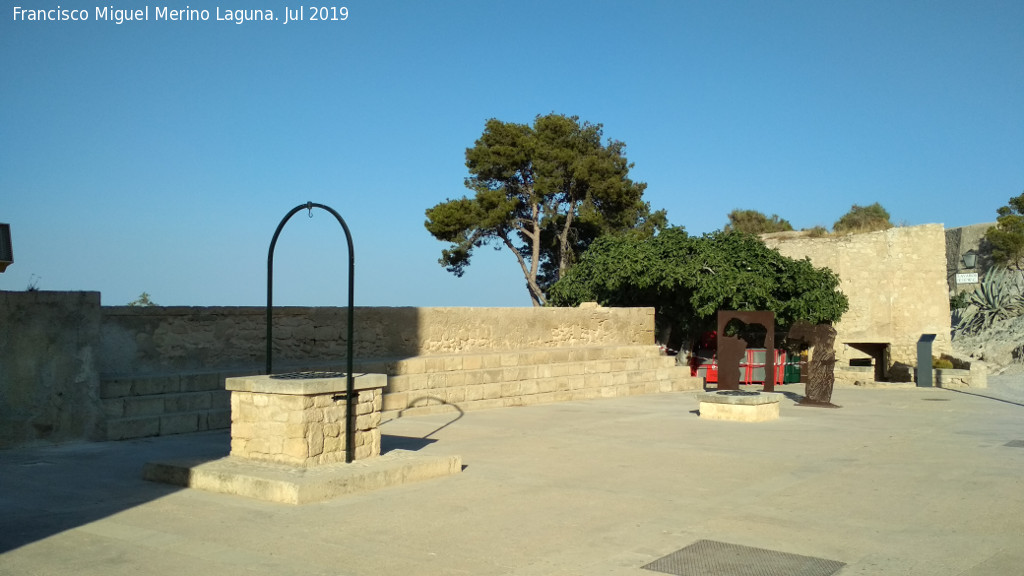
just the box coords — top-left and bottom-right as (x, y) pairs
(642, 539), (845, 576)
(1005, 440), (1024, 448)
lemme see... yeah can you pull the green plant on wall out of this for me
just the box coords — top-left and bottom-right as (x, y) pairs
(128, 292), (158, 307)
(832, 203), (892, 234)
(956, 268), (1024, 334)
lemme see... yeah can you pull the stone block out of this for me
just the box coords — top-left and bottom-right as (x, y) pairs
(101, 398), (125, 418)
(426, 372), (447, 389)
(381, 392), (408, 411)
(106, 416), (160, 440)
(483, 383), (502, 400)
(464, 384), (485, 401)
(160, 413), (200, 435)
(425, 357), (446, 372)
(123, 396), (166, 418)
(181, 373), (222, 392)
(164, 392), (213, 413)
(460, 354), (483, 371)
(100, 379), (132, 399)
(445, 387), (466, 404)
(132, 377), (180, 396)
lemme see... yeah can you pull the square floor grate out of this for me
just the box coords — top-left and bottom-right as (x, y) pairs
(1005, 440), (1024, 448)
(642, 539), (845, 576)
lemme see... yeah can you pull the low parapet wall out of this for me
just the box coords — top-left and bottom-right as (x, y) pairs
(2, 293), (681, 446)
(99, 305), (656, 375)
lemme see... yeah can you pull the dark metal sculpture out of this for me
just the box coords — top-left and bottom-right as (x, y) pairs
(267, 202), (357, 462)
(716, 311), (775, 392)
(787, 321), (839, 407)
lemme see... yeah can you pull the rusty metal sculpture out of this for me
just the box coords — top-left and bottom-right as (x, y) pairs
(787, 321), (839, 407)
(716, 311), (775, 392)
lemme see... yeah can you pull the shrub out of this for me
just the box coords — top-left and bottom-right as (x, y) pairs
(833, 203), (892, 234)
(956, 268), (1024, 334)
(932, 357), (954, 369)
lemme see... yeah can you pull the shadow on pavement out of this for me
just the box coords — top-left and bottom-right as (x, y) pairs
(0, 430), (229, 553)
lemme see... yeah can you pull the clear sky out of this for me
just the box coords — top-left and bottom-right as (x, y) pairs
(2, 1), (1022, 307)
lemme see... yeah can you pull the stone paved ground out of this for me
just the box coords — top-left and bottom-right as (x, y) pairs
(2, 384), (1023, 576)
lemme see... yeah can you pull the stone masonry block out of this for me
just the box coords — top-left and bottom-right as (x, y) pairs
(160, 413), (200, 435)
(446, 371), (467, 387)
(464, 384), (485, 401)
(461, 355), (483, 371)
(180, 373), (222, 392)
(102, 398), (125, 418)
(164, 392), (213, 413)
(549, 349), (571, 363)
(520, 380), (540, 396)
(106, 416), (160, 440)
(426, 372), (447, 389)
(132, 377), (180, 396)
(100, 379), (132, 399)
(443, 356), (463, 371)
(123, 396), (166, 418)
(445, 387), (466, 404)
(381, 392), (408, 411)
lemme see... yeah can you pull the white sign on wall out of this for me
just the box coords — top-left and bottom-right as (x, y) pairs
(956, 273), (979, 284)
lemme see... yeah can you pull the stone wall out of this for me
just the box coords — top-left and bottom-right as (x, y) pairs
(99, 305), (655, 375)
(763, 224), (952, 370)
(2, 296), (675, 447)
(945, 222), (995, 295)
(0, 291), (104, 447)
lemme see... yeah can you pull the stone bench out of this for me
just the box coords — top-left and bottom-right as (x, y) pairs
(697, 390), (782, 422)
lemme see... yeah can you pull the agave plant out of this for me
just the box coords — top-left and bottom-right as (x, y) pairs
(956, 268), (1024, 334)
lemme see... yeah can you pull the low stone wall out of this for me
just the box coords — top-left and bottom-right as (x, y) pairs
(2, 292), (684, 447)
(99, 305), (655, 375)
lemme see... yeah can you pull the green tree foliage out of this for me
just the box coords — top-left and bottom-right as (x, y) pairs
(832, 203), (892, 234)
(547, 228), (848, 339)
(128, 292), (157, 306)
(424, 114), (666, 306)
(984, 191), (1024, 269)
(723, 209), (793, 234)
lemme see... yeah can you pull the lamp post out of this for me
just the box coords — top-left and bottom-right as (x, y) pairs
(962, 249), (977, 270)
(0, 223), (12, 273)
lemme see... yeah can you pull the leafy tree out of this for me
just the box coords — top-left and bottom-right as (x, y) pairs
(425, 113), (666, 306)
(128, 292), (157, 307)
(832, 203), (892, 234)
(984, 191), (1024, 269)
(547, 228), (848, 346)
(723, 209), (793, 234)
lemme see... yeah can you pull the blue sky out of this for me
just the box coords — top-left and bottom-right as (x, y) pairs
(2, 1), (1022, 307)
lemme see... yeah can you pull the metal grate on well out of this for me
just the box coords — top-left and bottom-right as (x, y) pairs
(642, 539), (845, 576)
(270, 371), (347, 380)
(1005, 440), (1024, 448)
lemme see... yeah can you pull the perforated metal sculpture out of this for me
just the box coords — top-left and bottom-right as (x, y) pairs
(716, 311), (775, 392)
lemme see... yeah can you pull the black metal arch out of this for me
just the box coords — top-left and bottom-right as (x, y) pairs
(267, 201), (356, 462)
